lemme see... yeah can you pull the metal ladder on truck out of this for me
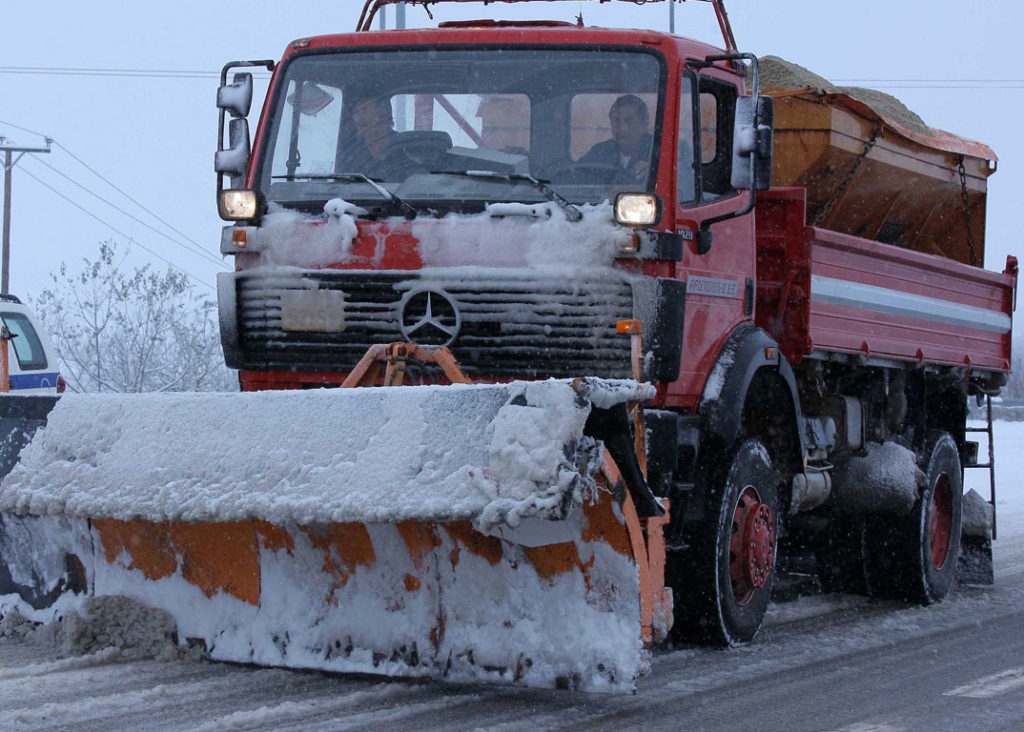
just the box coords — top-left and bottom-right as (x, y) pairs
(963, 395), (997, 584)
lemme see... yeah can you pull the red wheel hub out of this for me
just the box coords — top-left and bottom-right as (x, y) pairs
(930, 474), (953, 570)
(729, 487), (776, 605)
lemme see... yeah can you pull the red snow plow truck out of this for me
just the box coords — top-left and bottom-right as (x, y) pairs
(0, 0), (1015, 693)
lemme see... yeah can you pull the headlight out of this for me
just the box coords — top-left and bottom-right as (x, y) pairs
(218, 189), (259, 221)
(614, 193), (662, 227)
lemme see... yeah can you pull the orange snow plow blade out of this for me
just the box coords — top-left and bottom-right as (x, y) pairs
(0, 365), (670, 692)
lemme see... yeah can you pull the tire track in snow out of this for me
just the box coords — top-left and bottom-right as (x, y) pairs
(944, 667), (1024, 698)
(0, 647), (121, 679)
(184, 685), (411, 731)
(189, 690), (490, 732)
(0, 665), (319, 731)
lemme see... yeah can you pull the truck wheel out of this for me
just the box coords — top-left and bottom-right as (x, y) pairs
(671, 438), (780, 646)
(865, 432), (963, 604)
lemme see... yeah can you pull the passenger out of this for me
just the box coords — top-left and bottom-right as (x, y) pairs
(578, 95), (653, 183)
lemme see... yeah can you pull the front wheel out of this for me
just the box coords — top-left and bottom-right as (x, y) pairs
(671, 439), (781, 645)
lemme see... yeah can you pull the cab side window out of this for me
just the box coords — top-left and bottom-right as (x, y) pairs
(698, 76), (738, 201)
(0, 313), (48, 370)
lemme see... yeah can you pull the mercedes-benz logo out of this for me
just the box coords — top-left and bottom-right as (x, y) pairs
(398, 288), (461, 346)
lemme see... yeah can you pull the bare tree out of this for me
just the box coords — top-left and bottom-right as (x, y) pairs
(32, 241), (236, 393)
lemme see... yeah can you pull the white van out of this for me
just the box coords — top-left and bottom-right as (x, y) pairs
(0, 295), (64, 395)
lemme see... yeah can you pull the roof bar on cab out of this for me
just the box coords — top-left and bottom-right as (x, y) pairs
(356, 0), (739, 52)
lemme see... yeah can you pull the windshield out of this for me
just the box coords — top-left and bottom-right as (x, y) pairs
(256, 47), (664, 213)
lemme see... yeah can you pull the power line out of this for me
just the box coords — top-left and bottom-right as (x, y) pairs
(0, 121), (227, 272)
(0, 119), (50, 140)
(43, 146), (227, 268)
(871, 86), (1024, 90)
(833, 78), (1024, 83)
(7, 65), (1024, 92)
(0, 66), (270, 81)
(832, 82), (1024, 89)
(1, 66), (216, 78)
(3, 64), (1024, 84)
(26, 155), (225, 268)
(17, 166), (214, 291)
(53, 141), (214, 259)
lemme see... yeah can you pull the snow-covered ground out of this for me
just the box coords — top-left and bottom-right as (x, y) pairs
(0, 418), (1021, 730)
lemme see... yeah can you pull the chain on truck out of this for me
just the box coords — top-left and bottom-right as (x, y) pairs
(0, 0), (1016, 693)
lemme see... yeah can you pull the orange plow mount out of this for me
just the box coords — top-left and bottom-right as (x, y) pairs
(0, 352), (671, 692)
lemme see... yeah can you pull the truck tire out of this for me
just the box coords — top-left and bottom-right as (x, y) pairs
(671, 438), (780, 645)
(864, 432), (963, 604)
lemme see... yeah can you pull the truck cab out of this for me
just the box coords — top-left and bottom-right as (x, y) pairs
(216, 22), (769, 408)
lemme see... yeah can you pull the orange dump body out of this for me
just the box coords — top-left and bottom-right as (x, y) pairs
(767, 87), (995, 267)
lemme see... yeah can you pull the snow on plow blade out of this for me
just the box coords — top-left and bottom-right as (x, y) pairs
(0, 379), (671, 692)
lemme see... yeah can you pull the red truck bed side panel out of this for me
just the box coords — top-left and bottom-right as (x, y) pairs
(756, 188), (1014, 373)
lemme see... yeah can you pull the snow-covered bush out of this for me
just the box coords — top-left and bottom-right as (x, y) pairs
(31, 241), (236, 393)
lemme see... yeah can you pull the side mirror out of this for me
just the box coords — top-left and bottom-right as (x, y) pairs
(217, 72), (253, 119)
(730, 95), (774, 191)
(215, 118), (250, 187)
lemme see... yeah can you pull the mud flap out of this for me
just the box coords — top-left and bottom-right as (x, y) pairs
(958, 534), (994, 586)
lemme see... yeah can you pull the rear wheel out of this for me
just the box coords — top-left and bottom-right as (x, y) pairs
(865, 432), (963, 604)
(671, 439), (780, 645)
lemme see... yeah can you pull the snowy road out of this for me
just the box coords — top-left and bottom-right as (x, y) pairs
(1, 420), (1022, 731)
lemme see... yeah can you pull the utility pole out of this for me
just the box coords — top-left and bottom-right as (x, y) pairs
(0, 137), (52, 295)
(669, 0), (676, 34)
(379, 3), (407, 31)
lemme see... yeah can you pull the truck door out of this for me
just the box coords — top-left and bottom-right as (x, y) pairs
(670, 69), (757, 403)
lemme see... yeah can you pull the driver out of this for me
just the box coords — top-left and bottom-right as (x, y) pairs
(578, 95), (653, 183)
(339, 96), (419, 180)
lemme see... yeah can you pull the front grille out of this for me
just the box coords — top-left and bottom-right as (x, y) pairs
(232, 268), (634, 379)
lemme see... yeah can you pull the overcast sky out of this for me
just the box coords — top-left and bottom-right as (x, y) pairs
(1, 0), (1019, 303)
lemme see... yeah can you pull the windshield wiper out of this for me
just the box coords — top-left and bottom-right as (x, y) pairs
(271, 173), (418, 219)
(433, 170), (583, 223)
